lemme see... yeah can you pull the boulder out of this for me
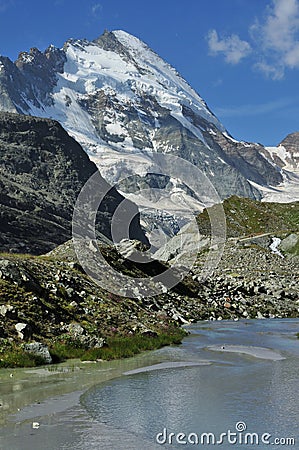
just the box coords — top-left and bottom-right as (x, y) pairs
(15, 323), (28, 340)
(280, 233), (299, 252)
(23, 342), (52, 364)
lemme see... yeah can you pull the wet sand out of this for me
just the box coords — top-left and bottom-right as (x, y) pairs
(207, 344), (285, 360)
(123, 360), (211, 375)
(0, 351), (181, 426)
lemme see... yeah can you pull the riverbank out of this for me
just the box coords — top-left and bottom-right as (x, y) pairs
(0, 217), (298, 370)
(1, 237), (298, 362)
(0, 345), (185, 427)
(0, 328), (187, 369)
(0, 354), (172, 450)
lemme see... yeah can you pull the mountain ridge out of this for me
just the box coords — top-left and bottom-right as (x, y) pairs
(0, 29), (298, 223)
(0, 111), (147, 254)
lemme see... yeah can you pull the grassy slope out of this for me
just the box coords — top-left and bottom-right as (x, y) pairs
(197, 195), (299, 238)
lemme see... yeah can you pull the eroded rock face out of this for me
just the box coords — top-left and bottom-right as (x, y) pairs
(202, 124), (282, 187)
(0, 45), (66, 112)
(0, 112), (147, 254)
(279, 132), (299, 168)
(259, 132), (299, 171)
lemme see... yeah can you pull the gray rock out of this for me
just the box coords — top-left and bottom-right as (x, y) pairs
(0, 304), (13, 316)
(280, 233), (299, 252)
(116, 239), (149, 262)
(23, 342), (52, 364)
(257, 312), (265, 319)
(64, 323), (105, 349)
(0, 112), (148, 255)
(154, 221), (210, 264)
(15, 323), (27, 339)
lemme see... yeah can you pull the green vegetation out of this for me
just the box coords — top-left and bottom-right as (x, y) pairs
(81, 329), (187, 361)
(50, 328), (186, 363)
(197, 196), (299, 238)
(0, 340), (46, 368)
(0, 329), (187, 368)
(49, 341), (90, 363)
(0, 351), (46, 368)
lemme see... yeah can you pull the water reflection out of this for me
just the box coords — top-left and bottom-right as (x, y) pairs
(80, 319), (299, 449)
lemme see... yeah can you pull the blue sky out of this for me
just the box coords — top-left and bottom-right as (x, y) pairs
(0, 0), (299, 146)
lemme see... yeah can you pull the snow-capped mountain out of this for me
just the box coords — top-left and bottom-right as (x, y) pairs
(0, 29), (297, 230)
(253, 132), (299, 203)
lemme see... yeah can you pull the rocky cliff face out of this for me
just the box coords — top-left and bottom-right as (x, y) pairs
(0, 46), (66, 113)
(278, 133), (299, 168)
(0, 112), (147, 254)
(258, 132), (299, 172)
(0, 30), (287, 209)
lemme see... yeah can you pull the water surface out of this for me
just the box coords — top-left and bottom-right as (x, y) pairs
(1, 319), (298, 449)
(77, 319), (299, 449)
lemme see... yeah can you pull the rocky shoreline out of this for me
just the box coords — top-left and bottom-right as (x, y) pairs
(0, 231), (298, 367)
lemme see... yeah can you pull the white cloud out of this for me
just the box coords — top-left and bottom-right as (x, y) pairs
(91, 3), (102, 18)
(256, 0), (299, 52)
(251, 0), (299, 77)
(212, 78), (223, 87)
(253, 61), (285, 80)
(285, 41), (299, 67)
(207, 30), (252, 64)
(207, 0), (299, 79)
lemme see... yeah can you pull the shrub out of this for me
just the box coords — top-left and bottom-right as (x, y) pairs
(49, 341), (86, 363)
(81, 329), (186, 361)
(0, 349), (46, 368)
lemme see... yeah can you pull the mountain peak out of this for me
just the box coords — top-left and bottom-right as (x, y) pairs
(0, 29), (297, 214)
